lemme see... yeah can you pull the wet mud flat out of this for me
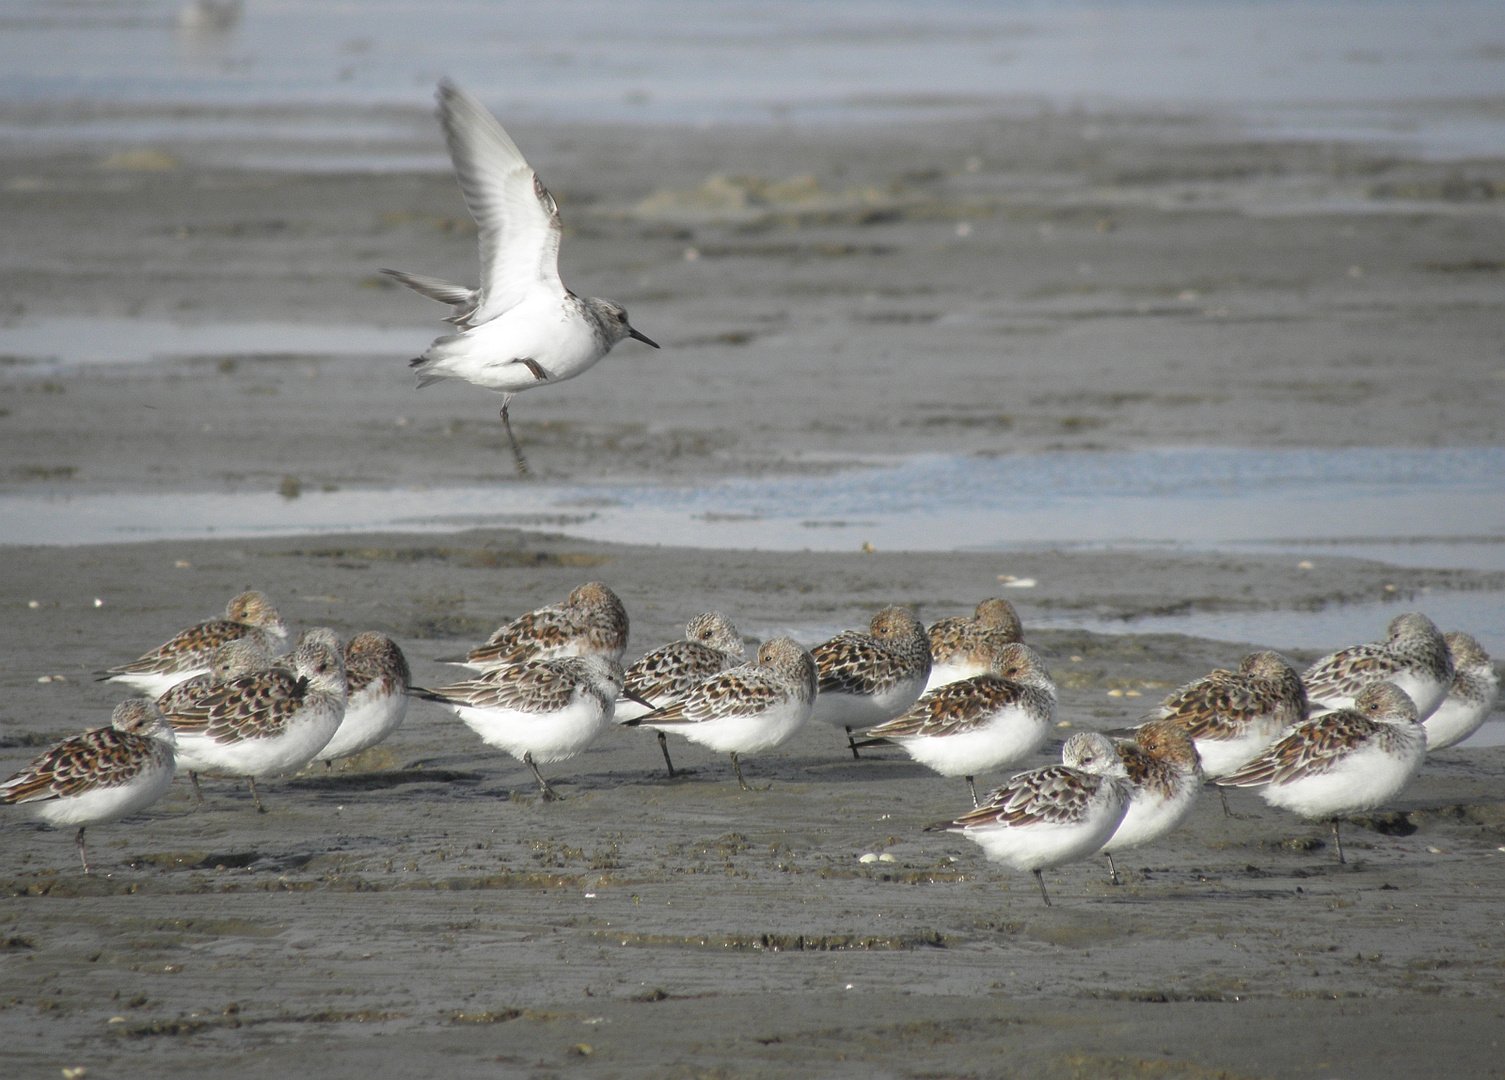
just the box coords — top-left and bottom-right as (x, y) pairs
(2, 112), (1504, 492)
(3, 530), (1505, 1078)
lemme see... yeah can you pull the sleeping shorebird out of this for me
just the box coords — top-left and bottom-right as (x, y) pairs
(154, 636), (273, 717)
(1064, 719), (1202, 885)
(1302, 612), (1453, 720)
(319, 632), (412, 766)
(441, 581), (629, 673)
(942, 732), (1131, 907)
(924, 598), (1024, 692)
(384, 80), (659, 475)
(1423, 632), (1499, 750)
(616, 612), (748, 778)
(1, 699), (177, 874)
(413, 655), (641, 801)
(1154, 651), (1307, 815)
(862, 642), (1055, 807)
(624, 638), (818, 791)
(810, 606), (931, 758)
(97, 590), (288, 697)
(162, 640), (347, 812)
(1217, 682), (1425, 864)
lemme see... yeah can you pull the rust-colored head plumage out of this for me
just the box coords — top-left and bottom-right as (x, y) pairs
(1133, 718), (1199, 768)
(986, 642), (1053, 691)
(684, 611), (745, 658)
(973, 598), (1023, 638)
(1444, 631), (1489, 668)
(224, 591), (288, 638)
(870, 605), (925, 642)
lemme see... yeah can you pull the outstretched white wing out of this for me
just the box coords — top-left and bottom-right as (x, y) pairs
(437, 80), (565, 323)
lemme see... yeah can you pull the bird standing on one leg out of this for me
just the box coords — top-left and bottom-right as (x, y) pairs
(385, 81), (659, 476)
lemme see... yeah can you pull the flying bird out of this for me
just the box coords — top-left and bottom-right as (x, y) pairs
(385, 81), (659, 475)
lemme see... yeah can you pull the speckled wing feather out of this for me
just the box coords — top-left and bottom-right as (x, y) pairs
(0, 728), (162, 803)
(952, 766), (1101, 829)
(814, 631), (899, 696)
(1115, 741), (1177, 797)
(1159, 670), (1276, 741)
(625, 641), (730, 703)
(927, 617), (1018, 660)
(345, 665), (383, 697)
(925, 616), (973, 656)
(427, 661), (581, 713)
(868, 676), (1027, 739)
(466, 607), (574, 666)
(167, 670), (308, 744)
(106, 619), (251, 676)
(637, 668), (781, 725)
(1302, 645), (1396, 702)
(155, 673), (220, 716)
(1219, 712), (1380, 787)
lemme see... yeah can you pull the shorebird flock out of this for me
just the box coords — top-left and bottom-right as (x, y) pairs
(3, 583), (1496, 905)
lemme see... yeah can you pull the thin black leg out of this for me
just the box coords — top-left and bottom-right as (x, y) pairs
(1106, 851), (1120, 886)
(657, 731), (677, 779)
(189, 770), (204, 807)
(846, 727), (861, 760)
(75, 827), (91, 875)
(248, 776), (266, 814)
(500, 397), (529, 477)
(1033, 868), (1052, 907)
(731, 752), (750, 791)
(966, 776), (979, 809)
(1332, 819), (1345, 864)
(524, 751), (560, 801)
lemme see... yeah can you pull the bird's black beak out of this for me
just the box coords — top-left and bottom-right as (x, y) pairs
(628, 326), (660, 349)
(623, 688), (658, 709)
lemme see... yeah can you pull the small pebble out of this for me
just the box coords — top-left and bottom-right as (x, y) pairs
(174, 560), (192, 568)
(28, 600), (41, 609)
(1125, 690), (1141, 698)
(859, 853), (878, 864)
(93, 598), (103, 608)
(1297, 560), (1314, 569)
(1056, 720), (1073, 728)
(878, 853), (897, 863)
(1069, 655), (1083, 662)
(1107, 689), (1125, 697)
